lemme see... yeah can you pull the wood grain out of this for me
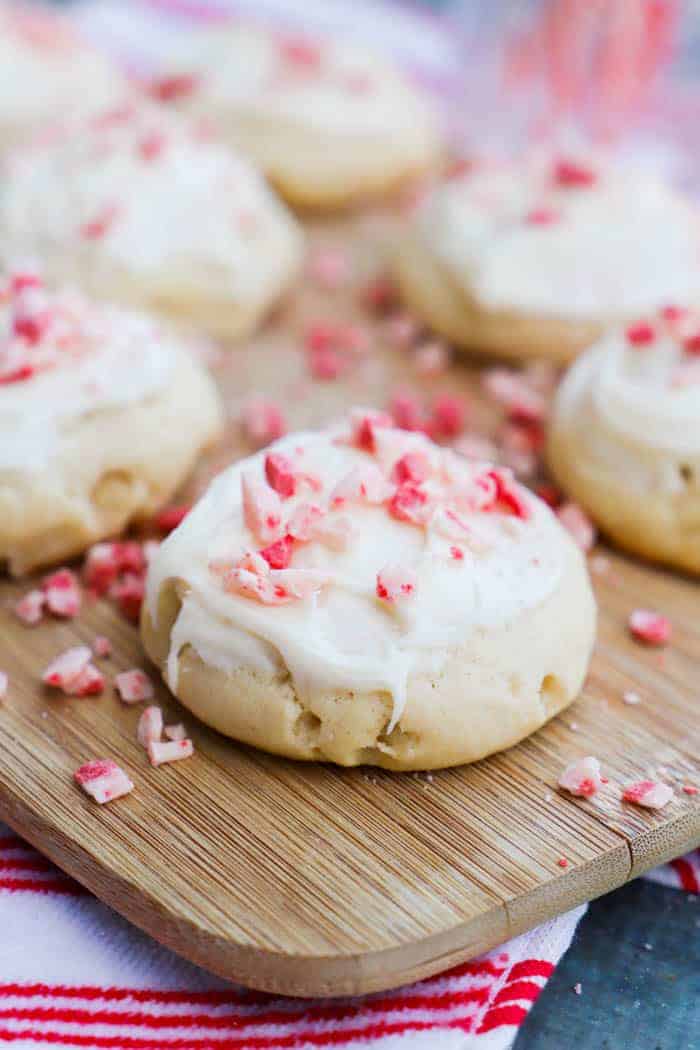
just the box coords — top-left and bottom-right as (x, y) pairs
(0, 210), (698, 997)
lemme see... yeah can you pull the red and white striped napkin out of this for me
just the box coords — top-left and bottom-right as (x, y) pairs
(1, 820), (698, 1049)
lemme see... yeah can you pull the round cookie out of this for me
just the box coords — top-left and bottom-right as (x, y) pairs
(0, 100), (304, 340)
(0, 3), (126, 150)
(0, 267), (223, 576)
(548, 309), (700, 575)
(147, 24), (441, 209)
(143, 412), (596, 770)
(394, 155), (700, 362)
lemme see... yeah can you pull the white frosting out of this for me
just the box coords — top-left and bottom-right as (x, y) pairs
(419, 158), (700, 319)
(156, 24), (437, 141)
(0, 101), (303, 302)
(553, 318), (700, 492)
(0, 283), (175, 472)
(0, 4), (125, 144)
(146, 423), (568, 731)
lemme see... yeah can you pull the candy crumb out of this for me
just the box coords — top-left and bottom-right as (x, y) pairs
(137, 706), (163, 749)
(164, 723), (186, 742)
(147, 738), (194, 767)
(93, 636), (112, 658)
(115, 669), (154, 705)
(573, 982), (582, 996)
(42, 646), (92, 692)
(628, 609), (672, 646)
(623, 690), (642, 705)
(558, 756), (604, 798)
(622, 780), (674, 810)
(0, 671), (7, 701)
(42, 568), (81, 618)
(74, 760), (134, 804)
(682, 785), (698, 796)
(14, 588), (45, 625)
(557, 857), (569, 868)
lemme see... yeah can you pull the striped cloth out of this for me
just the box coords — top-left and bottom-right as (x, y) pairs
(1, 2), (697, 1047)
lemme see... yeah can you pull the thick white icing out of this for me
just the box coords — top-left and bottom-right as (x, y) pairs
(553, 318), (700, 491)
(157, 24), (437, 141)
(0, 6), (124, 142)
(147, 423), (568, 731)
(0, 285), (175, 472)
(419, 158), (700, 319)
(0, 101), (303, 301)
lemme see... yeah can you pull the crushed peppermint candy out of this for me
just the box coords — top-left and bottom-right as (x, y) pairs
(376, 565), (417, 603)
(147, 738), (194, 767)
(164, 723), (187, 742)
(558, 756), (604, 798)
(628, 609), (672, 646)
(622, 780), (674, 810)
(93, 636), (112, 658)
(74, 760), (134, 804)
(115, 669), (154, 704)
(137, 705), (164, 748)
(154, 504), (191, 534)
(42, 646), (105, 697)
(14, 588), (45, 626)
(42, 568), (81, 618)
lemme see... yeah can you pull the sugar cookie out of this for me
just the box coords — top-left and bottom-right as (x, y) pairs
(394, 156), (700, 362)
(143, 413), (596, 770)
(548, 308), (700, 575)
(0, 268), (223, 576)
(0, 101), (303, 339)
(148, 24), (441, 209)
(0, 3), (125, 149)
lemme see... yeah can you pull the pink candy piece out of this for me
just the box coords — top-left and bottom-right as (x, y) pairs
(391, 452), (431, 485)
(557, 502), (597, 553)
(480, 468), (531, 520)
(628, 609), (672, 646)
(115, 669), (154, 704)
(308, 345), (347, 381)
(147, 738), (194, 767)
(241, 397), (287, 449)
(310, 515), (355, 552)
(622, 780), (674, 810)
(137, 705), (164, 748)
(450, 545), (465, 561)
(70, 663), (106, 698)
(626, 321), (656, 347)
(259, 534), (294, 570)
(164, 723), (186, 742)
(376, 564), (417, 603)
(242, 472), (282, 545)
(413, 341), (449, 376)
(154, 504), (190, 534)
(265, 452), (296, 499)
(553, 159), (597, 188)
(482, 369), (547, 423)
(388, 483), (430, 526)
(287, 502), (325, 541)
(430, 394), (467, 439)
(525, 206), (560, 225)
(42, 646), (92, 691)
(93, 636), (112, 658)
(385, 315), (420, 349)
(389, 391), (427, 433)
(14, 588), (45, 626)
(331, 464), (393, 507)
(0, 671), (7, 701)
(74, 759), (134, 805)
(42, 568), (81, 618)
(347, 409), (394, 452)
(558, 756), (604, 798)
(84, 541), (145, 596)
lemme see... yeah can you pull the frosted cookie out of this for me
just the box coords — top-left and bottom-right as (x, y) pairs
(0, 3), (125, 149)
(0, 101), (304, 339)
(394, 156), (700, 362)
(148, 24), (441, 209)
(142, 412), (596, 770)
(548, 309), (700, 575)
(0, 268), (223, 576)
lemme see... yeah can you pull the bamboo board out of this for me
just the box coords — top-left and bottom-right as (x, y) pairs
(0, 209), (698, 998)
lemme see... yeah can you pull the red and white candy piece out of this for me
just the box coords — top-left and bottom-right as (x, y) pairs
(164, 723), (186, 742)
(628, 609), (671, 646)
(147, 738), (194, 767)
(242, 472), (282, 545)
(376, 564), (417, 603)
(14, 588), (45, 626)
(74, 760), (134, 805)
(558, 756), (604, 798)
(482, 369), (547, 424)
(331, 464), (393, 508)
(622, 780), (674, 810)
(346, 409), (394, 452)
(93, 636), (112, 658)
(42, 568), (81, 618)
(625, 321), (656, 347)
(137, 705), (164, 748)
(115, 669), (154, 704)
(70, 663), (106, 697)
(42, 646), (91, 691)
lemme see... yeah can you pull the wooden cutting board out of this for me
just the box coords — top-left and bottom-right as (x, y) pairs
(0, 209), (698, 999)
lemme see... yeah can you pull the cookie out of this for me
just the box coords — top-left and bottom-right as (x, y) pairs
(0, 4), (125, 149)
(548, 308), (700, 575)
(142, 412), (596, 770)
(0, 267), (223, 576)
(147, 24), (441, 209)
(0, 101), (304, 340)
(394, 155), (700, 362)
